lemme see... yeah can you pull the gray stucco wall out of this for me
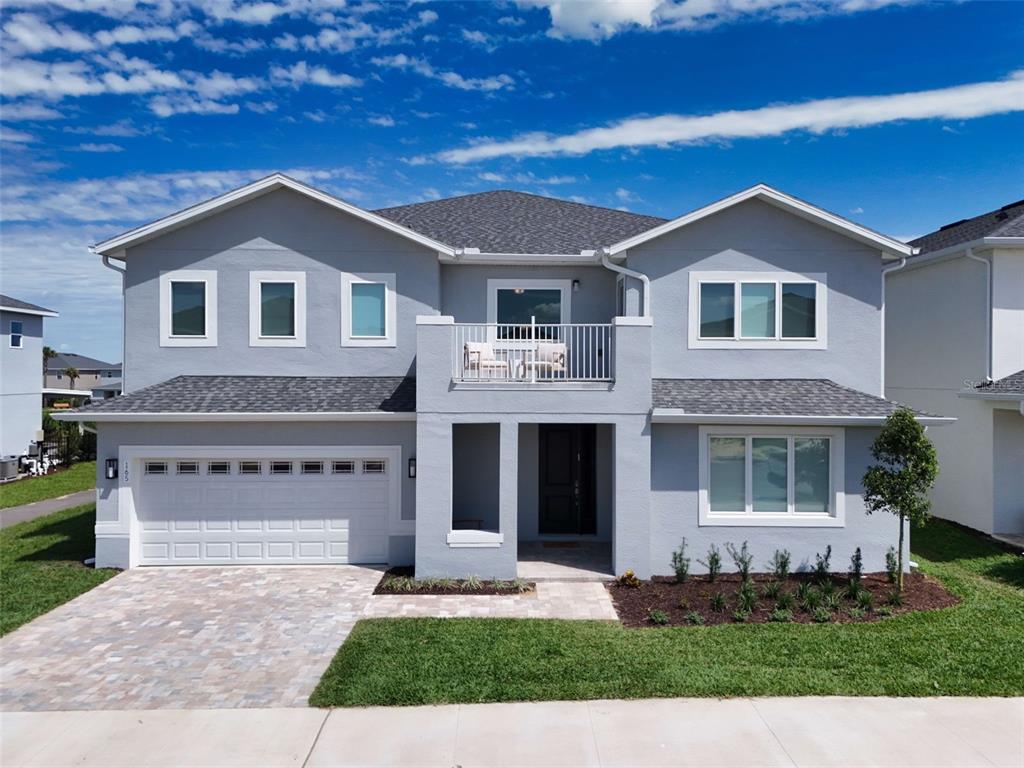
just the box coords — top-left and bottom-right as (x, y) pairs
(94, 419), (417, 568)
(123, 188), (442, 391)
(648, 424), (906, 575)
(992, 408), (1024, 534)
(0, 311), (44, 456)
(452, 423), (500, 531)
(626, 198), (885, 395)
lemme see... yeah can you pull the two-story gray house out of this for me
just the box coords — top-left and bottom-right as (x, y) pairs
(58, 174), (949, 577)
(1, 295), (58, 458)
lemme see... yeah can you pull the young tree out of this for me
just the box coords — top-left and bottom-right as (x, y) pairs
(862, 409), (938, 591)
(64, 366), (80, 390)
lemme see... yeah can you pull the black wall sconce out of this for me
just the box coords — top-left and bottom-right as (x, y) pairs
(572, 279), (581, 293)
(408, 458), (416, 478)
(105, 458), (118, 480)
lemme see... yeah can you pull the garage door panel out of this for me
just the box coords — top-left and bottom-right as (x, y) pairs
(137, 453), (395, 566)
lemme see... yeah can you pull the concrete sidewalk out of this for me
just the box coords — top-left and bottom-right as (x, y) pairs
(0, 490), (94, 529)
(2, 696), (1020, 767)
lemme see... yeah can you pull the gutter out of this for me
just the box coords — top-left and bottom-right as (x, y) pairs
(51, 411), (418, 423)
(600, 249), (651, 317)
(879, 255), (907, 396)
(97, 249), (128, 393)
(650, 409), (955, 426)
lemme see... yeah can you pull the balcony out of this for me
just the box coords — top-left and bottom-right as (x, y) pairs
(452, 322), (613, 383)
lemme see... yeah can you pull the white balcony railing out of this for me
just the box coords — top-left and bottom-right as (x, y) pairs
(453, 321), (613, 383)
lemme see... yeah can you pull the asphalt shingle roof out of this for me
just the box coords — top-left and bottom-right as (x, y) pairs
(0, 294), (56, 314)
(47, 353), (121, 372)
(373, 189), (667, 255)
(74, 376), (416, 414)
(652, 379), (936, 418)
(974, 369), (1024, 396)
(910, 199), (1024, 255)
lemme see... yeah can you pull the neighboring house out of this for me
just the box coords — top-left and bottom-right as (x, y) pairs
(91, 378), (123, 400)
(45, 352), (121, 391)
(886, 200), (1024, 537)
(57, 174), (950, 576)
(0, 295), (58, 457)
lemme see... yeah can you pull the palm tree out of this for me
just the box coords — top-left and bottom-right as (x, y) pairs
(64, 366), (80, 390)
(43, 346), (57, 384)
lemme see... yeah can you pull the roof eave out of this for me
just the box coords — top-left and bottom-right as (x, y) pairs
(606, 184), (914, 258)
(0, 305), (59, 318)
(52, 410), (418, 423)
(650, 409), (955, 426)
(903, 237), (1024, 269)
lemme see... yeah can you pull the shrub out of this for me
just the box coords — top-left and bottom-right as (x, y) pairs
(768, 608), (794, 623)
(795, 582), (812, 602)
(812, 607), (833, 623)
(849, 547), (864, 583)
(685, 610), (705, 625)
(819, 579), (837, 598)
(801, 588), (822, 612)
(762, 580), (781, 600)
(492, 579), (512, 591)
(617, 570), (641, 588)
(737, 580), (758, 613)
(726, 541), (753, 581)
(844, 579), (862, 601)
(886, 590), (903, 607)
(732, 609), (751, 623)
(699, 544), (722, 582)
(769, 549), (791, 580)
(462, 575), (483, 591)
(384, 575), (415, 592)
(885, 547), (899, 584)
(510, 578), (531, 593)
(709, 592), (727, 613)
(847, 606), (866, 619)
(648, 609), (669, 626)
(814, 545), (833, 581)
(856, 589), (874, 611)
(822, 593), (841, 611)
(876, 605), (894, 617)
(671, 538), (691, 583)
(776, 592), (795, 611)
(677, 598), (690, 611)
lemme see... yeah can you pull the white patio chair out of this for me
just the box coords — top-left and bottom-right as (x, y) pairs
(463, 341), (510, 379)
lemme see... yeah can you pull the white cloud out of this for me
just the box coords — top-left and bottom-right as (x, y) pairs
(850, 206), (865, 214)
(368, 115), (395, 127)
(303, 109), (329, 122)
(74, 142), (125, 152)
(462, 29), (489, 44)
(615, 187), (638, 202)
(436, 70), (1024, 163)
(371, 54), (514, 92)
(270, 8), (438, 53)
(478, 171), (506, 182)
(148, 95), (240, 117)
(245, 99), (278, 113)
(94, 20), (198, 46)
(498, 15), (526, 26)
(0, 102), (63, 120)
(0, 126), (37, 144)
(64, 119), (147, 136)
(270, 61), (362, 89)
(3, 12), (96, 54)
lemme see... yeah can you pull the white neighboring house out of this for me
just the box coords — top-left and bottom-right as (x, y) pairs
(0, 295), (58, 458)
(886, 199), (1024, 538)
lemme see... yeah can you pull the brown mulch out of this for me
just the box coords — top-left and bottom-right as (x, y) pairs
(608, 571), (959, 627)
(373, 567), (536, 596)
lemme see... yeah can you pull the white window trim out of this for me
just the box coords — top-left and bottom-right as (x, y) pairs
(486, 278), (572, 348)
(9, 320), (23, 349)
(249, 271), (306, 348)
(340, 272), (396, 348)
(688, 271), (827, 350)
(698, 425), (845, 527)
(159, 270), (217, 348)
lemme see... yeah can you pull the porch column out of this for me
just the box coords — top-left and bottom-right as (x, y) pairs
(613, 414), (652, 578)
(497, 418), (520, 575)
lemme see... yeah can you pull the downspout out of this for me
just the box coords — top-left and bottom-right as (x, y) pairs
(880, 255), (908, 396)
(96, 249), (127, 394)
(600, 249), (650, 317)
(964, 247), (993, 382)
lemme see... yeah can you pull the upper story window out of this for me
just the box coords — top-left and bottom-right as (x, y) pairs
(159, 270), (217, 347)
(9, 320), (23, 348)
(341, 272), (396, 347)
(487, 279), (571, 340)
(249, 271), (306, 348)
(688, 271), (827, 350)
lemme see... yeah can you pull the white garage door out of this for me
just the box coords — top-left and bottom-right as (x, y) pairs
(136, 453), (396, 565)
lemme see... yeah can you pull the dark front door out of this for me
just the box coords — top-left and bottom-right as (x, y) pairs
(538, 424), (596, 535)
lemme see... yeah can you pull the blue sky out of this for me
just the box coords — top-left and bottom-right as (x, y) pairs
(1, 0), (1022, 363)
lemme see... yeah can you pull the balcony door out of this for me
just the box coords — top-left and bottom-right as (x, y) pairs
(538, 424), (596, 536)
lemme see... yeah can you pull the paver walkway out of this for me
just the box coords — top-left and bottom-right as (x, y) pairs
(0, 489), (94, 529)
(3, 697), (1020, 767)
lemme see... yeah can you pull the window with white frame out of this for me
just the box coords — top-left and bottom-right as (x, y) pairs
(340, 272), (396, 347)
(688, 272), (827, 349)
(9, 320), (23, 348)
(249, 271), (306, 347)
(698, 426), (844, 527)
(487, 279), (571, 340)
(159, 270), (217, 347)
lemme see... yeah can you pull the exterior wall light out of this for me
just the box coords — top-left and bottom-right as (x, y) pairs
(408, 458), (416, 479)
(572, 279), (581, 293)
(105, 458), (118, 480)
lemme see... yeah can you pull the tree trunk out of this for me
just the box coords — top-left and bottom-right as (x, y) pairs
(897, 512), (905, 592)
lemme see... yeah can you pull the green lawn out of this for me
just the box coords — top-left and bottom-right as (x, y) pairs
(0, 504), (118, 636)
(311, 519), (1024, 707)
(0, 461), (96, 509)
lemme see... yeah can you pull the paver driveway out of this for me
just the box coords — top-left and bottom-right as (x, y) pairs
(0, 566), (382, 711)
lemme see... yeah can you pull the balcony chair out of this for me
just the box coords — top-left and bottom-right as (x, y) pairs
(463, 341), (510, 379)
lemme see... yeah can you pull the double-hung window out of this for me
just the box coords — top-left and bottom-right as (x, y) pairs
(250, 271), (306, 347)
(9, 320), (23, 348)
(340, 272), (396, 347)
(699, 426), (844, 527)
(689, 272), (826, 349)
(159, 270), (217, 347)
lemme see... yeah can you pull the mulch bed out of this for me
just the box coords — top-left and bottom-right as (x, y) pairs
(608, 572), (958, 627)
(374, 567), (536, 596)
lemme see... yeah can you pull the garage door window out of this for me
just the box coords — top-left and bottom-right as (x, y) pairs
(239, 461), (262, 475)
(301, 461), (324, 475)
(208, 461), (231, 475)
(270, 461), (292, 475)
(362, 459), (386, 474)
(176, 461), (199, 475)
(145, 461), (168, 475)
(332, 460), (354, 474)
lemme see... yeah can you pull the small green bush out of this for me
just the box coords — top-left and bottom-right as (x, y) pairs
(819, 578), (836, 598)
(737, 580), (758, 613)
(462, 575), (483, 591)
(812, 607), (832, 623)
(886, 590), (903, 607)
(847, 606), (866, 619)
(617, 570), (641, 588)
(732, 609), (750, 623)
(725, 541), (753, 581)
(684, 610), (705, 625)
(856, 589), (874, 611)
(876, 605), (894, 617)
(699, 544), (722, 582)
(769, 549), (791, 580)
(801, 588), (822, 612)
(768, 608), (794, 623)
(762, 580), (781, 600)
(709, 592), (727, 613)
(775, 591), (795, 611)
(648, 609), (669, 625)
(795, 582), (813, 601)
(671, 538), (691, 583)
(822, 593), (841, 611)
(814, 545), (833, 582)
(849, 547), (864, 582)
(885, 546), (899, 584)
(510, 578), (531, 593)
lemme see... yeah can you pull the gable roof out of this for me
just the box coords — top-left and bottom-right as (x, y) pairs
(92, 173), (456, 257)
(910, 199), (1024, 255)
(374, 190), (667, 255)
(0, 294), (57, 317)
(46, 352), (120, 372)
(605, 184), (914, 258)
